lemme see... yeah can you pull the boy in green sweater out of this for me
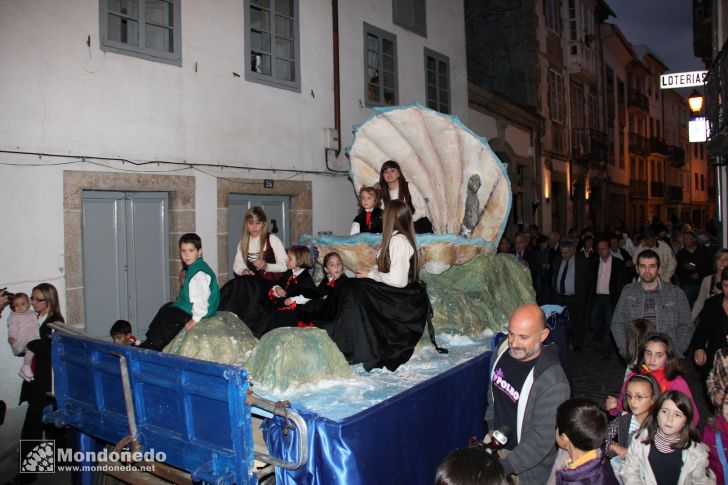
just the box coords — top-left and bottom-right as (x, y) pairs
(141, 233), (220, 350)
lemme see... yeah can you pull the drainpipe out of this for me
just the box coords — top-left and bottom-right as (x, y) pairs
(332, 0), (341, 158)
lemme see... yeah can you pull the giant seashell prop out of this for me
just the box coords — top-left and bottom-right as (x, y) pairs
(315, 104), (511, 274)
(348, 103), (510, 241)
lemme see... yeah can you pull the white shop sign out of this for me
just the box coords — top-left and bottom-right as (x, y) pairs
(660, 71), (708, 89)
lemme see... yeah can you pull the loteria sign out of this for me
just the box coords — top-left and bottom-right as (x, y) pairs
(660, 70), (707, 89)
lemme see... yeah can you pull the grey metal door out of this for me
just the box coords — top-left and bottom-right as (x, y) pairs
(227, 194), (290, 275)
(82, 191), (170, 338)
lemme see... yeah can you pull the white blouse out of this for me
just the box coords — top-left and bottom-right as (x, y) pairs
(387, 184), (429, 222)
(232, 233), (288, 276)
(187, 271), (212, 322)
(368, 232), (414, 288)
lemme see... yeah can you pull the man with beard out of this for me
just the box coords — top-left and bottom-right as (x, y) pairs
(486, 304), (570, 483)
(610, 249), (693, 357)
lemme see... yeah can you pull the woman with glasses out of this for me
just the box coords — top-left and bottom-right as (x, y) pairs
(8, 283), (64, 485)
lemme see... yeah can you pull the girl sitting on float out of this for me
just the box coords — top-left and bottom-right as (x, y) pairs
(379, 160), (433, 234)
(314, 199), (431, 371)
(219, 206), (288, 337)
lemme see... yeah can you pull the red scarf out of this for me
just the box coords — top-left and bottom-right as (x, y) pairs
(327, 276), (336, 288)
(365, 210), (372, 229)
(641, 365), (670, 391)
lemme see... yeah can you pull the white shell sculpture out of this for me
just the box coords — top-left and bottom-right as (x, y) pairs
(348, 103), (511, 242)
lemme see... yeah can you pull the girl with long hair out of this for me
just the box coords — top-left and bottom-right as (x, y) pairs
(606, 333), (700, 425)
(316, 200), (431, 371)
(621, 390), (714, 484)
(378, 160), (433, 234)
(219, 207), (289, 337)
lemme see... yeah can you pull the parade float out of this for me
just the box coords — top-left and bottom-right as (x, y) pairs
(45, 105), (535, 485)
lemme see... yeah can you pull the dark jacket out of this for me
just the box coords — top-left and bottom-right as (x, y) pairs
(555, 452), (619, 484)
(316, 273), (349, 298)
(552, 255), (594, 324)
(676, 245), (713, 286)
(592, 256), (629, 309)
(20, 315), (61, 405)
(269, 269), (317, 307)
(604, 412), (632, 458)
(692, 293), (728, 360)
(486, 341), (571, 483)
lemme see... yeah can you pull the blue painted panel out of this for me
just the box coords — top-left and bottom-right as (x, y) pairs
(49, 334), (257, 485)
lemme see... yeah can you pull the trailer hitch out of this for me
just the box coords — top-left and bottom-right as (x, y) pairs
(246, 389), (309, 470)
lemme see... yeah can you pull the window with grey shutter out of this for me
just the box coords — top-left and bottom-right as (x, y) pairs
(100, 0), (182, 65)
(364, 23), (398, 107)
(424, 48), (450, 114)
(393, 0), (426, 37)
(245, 0), (301, 91)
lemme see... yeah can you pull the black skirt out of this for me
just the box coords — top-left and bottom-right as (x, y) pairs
(314, 278), (429, 372)
(218, 275), (274, 338)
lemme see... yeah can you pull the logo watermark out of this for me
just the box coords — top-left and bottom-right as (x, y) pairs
(19, 440), (167, 474)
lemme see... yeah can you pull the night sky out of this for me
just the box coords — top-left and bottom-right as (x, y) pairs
(606, 0), (704, 75)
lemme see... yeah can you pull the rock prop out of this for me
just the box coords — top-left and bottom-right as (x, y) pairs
(421, 254), (536, 336)
(163, 311), (258, 366)
(246, 327), (353, 393)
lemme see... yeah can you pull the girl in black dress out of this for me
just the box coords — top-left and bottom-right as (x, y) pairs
(218, 207), (288, 337)
(350, 186), (383, 234)
(316, 200), (431, 371)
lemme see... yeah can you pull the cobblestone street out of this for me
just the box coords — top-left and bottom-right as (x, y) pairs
(571, 337), (713, 428)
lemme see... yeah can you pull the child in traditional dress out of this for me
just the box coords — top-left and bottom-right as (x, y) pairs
(350, 186), (383, 234)
(318, 252), (348, 297)
(7, 293), (39, 382)
(232, 206), (288, 281)
(141, 233), (220, 350)
(269, 245), (317, 309)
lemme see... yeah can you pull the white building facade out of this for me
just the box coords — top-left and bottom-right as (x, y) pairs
(0, 0), (467, 411)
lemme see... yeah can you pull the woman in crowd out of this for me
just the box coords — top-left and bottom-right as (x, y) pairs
(693, 248), (728, 322)
(9, 283), (65, 485)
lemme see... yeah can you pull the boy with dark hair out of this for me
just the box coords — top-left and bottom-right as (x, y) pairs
(141, 233), (220, 350)
(110, 319), (138, 345)
(553, 398), (618, 484)
(435, 447), (507, 485)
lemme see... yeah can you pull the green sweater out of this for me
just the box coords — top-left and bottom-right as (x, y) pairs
(174, 257), (220, 319)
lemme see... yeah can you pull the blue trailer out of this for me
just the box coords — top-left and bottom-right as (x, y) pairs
(46, 326), (490, 484)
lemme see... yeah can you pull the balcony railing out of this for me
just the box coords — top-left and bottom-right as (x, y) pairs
(667, 185), (683, 203)
(628, 89), (649, 111)
(650, 181), (665, 198)
(706, 39), (728, 155)
(649, 137), (668, 155)
(629, 132), (649, 155)
(667, 145), (685, 167)
(572, 128), (608, 163)
(630, 179), (648, 198)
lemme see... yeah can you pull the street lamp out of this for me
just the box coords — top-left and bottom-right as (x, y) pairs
(688, 89), (704, 114)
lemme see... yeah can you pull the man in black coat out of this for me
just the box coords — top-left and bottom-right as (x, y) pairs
(552, 240), (594, 351)
(591, 238), (629, 358)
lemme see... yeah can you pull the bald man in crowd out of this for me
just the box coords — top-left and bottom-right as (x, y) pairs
(486, 303), (571, 483)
